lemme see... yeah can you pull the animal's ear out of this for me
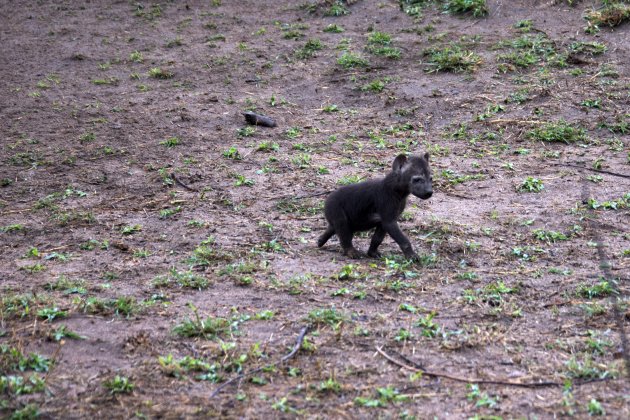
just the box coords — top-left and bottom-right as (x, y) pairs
(424, 152), (430, 162)
(392, 154), (407, 171)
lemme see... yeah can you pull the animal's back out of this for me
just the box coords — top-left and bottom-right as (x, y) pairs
(324, 179), (385, 233)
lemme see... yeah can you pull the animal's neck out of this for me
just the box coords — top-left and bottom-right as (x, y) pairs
(383, 174), (409, 199)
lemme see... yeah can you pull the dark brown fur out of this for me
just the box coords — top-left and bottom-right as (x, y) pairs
(243, 111), (277, 127)
(318, 153), (432, 260)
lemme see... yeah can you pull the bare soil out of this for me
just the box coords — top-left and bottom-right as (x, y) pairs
(1, 0), (629, 418)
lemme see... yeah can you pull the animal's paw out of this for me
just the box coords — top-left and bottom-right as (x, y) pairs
(344, 247), (363, 259)
(405, 252), (420, 262)
(367, 250), (382, 259)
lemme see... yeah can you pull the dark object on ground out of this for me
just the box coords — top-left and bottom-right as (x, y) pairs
(318, 153), (432, 260)
(170, 173), (198, 191)
(243, 111), (277, 127)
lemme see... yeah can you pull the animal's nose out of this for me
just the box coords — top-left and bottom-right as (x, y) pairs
(423, 191), (433, 199)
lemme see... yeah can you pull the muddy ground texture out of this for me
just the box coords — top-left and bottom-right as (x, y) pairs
(1, 0), (629, 418)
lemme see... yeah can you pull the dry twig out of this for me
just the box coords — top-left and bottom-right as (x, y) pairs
(210, 326), (309, 398)
(376, 346), (611, 388)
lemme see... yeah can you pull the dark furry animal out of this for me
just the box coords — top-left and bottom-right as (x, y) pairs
(243, 111), (276, 127)
(317, 153), (432, 260)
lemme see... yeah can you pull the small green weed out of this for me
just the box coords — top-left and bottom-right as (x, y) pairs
(527, 120), (587, 143)
(285, 127), (301, 139)
(585, 193), (630, 210)
(295, 39), (324, 59)
(79, 132), (95, 143)
(532, 229), (567, 243)
(475, 103), (504, 121)
(336, 264), (362, 280)
(103, 375), (134, 394)
(514, 19), (533, 32)
(587, 398), (605, 416)
(511, 246), (544, 262)
(366, 31), (401, 58)
(564, 355), (611, 379)
(1, 224), (25, 233)
(129, 50), (144, 62)
(223, 145), (242, 159)
(276, 198), (323, 216)
(416, 312), (441, 338)
(160, 136), (180, 147)
(570, 41), (607, 55)
(307, 307), (346, 328)
(598, 115), (629, 134)
(318, 377), (342, 394)
(173, 310), (231, 339)
(585, 3), (630, 29)
(423, 44), (482, 72)
(92, 77), (119, 86)
(400, 0), (430, 17)
(362, 78), (390, 92)
(580, 98), (601, 109)
(439, 169), (485, 186)
(50, 325), (85, 341)
(237, 126), (256, 138)
(443, 0), (488, 17)
(394, 328), (413, 342)
(323, 24), (344, 33)
(337, 174), (363, 185)
(256, 141), (280, 152)
(186, 238), (232, 267)
(0, 374), (45, 396)
(467, 384), (499, 408)
(36, 307), (67, 322)
(153, 269), (210, 290)
(148, 67), (173, 79)
(355, 385), (408, 407)
(159, 206), (182, 218)
(120, 224), (142, 235)
(326, 1), (349, 16)
(337, 52), (368, 68)
(576, 280), (616, 299)
(367, 31), (391, 45)
(518, 176), (544, 193)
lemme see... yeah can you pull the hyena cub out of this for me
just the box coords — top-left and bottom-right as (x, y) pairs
(318, 153), (432, 260)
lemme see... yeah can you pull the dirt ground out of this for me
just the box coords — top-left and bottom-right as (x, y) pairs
(1, 0), (629, 418)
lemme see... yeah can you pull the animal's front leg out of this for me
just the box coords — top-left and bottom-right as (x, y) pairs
(382, 222), (418, 261)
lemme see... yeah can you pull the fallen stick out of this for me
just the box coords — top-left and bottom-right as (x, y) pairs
(170, 173), (198, 191)
(376, 346), (610, 388)
(210, 326), (309, 398)
(552, 163), (630, 179)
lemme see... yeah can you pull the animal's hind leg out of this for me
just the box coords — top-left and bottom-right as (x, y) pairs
(333, 223), (361, 258)
(367, 226), (386, 258)
(317, 225), (335, 248)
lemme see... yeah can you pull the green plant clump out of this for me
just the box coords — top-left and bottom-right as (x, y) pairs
(337, 52), (369, 68)
(443, 0), (489, 17)
(518, 176), (544, 193)
(295, 39), (324, 59)
(423, 45), (482, 73)
(527, 120), (588, 143)
(585, 3), (630, 28)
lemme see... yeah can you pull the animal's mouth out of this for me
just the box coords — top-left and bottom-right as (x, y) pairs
(417, 191), (433, 200)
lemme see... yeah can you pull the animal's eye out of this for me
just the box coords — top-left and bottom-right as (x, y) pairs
(412, 176), (423, 183)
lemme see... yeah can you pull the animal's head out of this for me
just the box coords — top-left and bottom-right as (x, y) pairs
(391, 153), (433, 199)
